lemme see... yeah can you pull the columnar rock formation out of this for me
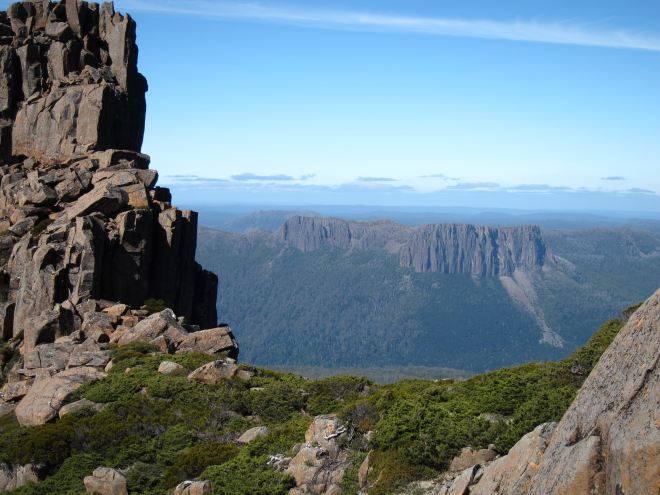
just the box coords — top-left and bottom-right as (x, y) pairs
(278, 216), (549, 277)
(0, 1), (237, 429)
(400, 224), (547, 277)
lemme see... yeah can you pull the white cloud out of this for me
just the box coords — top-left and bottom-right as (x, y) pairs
(120, 0), (660, 52)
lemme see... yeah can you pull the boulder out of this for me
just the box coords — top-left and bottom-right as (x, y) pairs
(65, 183), (128, 219)
(0, 381), (31, 403)
(15, 366), (106, 426)
(173, 480), (212, 495)
(0, 463), (40, 492)
(525, 290), (660, 495)
(59, 398), (104, 418)
(187, 360), (239, 384)
(157, 361), (185, 376)
(117, 309), (188, 349)
(237, 426), (269, 444)
(177, 326), (239, 357)
(83, 467), (127, 495)
(24, 342), (75, 372)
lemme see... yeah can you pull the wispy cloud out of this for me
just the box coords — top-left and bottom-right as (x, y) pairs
(419, 173), (460, 180)
(357, 176), (398, 182)
(601, 176), (627, 181)
(121, 0), (660, 52)
(231, 172), (296, 181)
(164, 174), (229, 184)
(448, 182), (501, 190)
(624, 187), (655, 194)
(300, 174), (317, 181)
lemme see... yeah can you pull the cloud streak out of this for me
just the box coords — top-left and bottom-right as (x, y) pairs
(121, 0), (660, 52)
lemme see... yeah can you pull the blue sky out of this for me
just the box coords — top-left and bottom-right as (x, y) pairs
(11, 0), (660, 210)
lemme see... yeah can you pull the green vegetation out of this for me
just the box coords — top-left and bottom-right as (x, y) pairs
(142, 298), (167, 315)
(0, 316), (623, 494)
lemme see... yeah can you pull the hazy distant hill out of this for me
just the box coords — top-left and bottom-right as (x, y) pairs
(196, 215), (660, 373)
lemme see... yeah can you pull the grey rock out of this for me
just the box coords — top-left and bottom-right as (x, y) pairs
(15, 366), (106, 426)
(117, 309), (188, 349)
(0, 463), (40, 492)
(157, 361), (185, 376)
(83, 467), (127, 495)
(177, 326), (239, 358)
(173, 480), (212, 495)
(187, 360), (240, 384)
(237, 426), (269, 444)
(526, 290), (660, 495)
(59, 398), (103, 418)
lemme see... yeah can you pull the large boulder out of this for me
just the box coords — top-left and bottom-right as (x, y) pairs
(0, 463), (40, 492)
(525, 289), (660, 495)
(15, 366), (106, 426)
(83, 467), (127, 495)
(173, 480), (212, 495)
(117, 309), (188, 351)
(177, 326), (239, 358)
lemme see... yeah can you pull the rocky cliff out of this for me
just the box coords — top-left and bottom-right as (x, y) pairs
(277, 215), (411, 254)
(400, 224), (548, 277)
(278, 216), (549, 277)
(0, 0), (237, 429)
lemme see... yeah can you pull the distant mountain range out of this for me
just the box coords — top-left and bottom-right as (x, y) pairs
(196, 213), (660, 373)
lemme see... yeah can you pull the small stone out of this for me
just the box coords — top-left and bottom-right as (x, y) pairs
(157, 361), (185, 376)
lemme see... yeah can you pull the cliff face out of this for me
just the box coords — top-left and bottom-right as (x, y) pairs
(0, 2), (224, 352)
(400, 224), (547, 277)
(277, 215), (411, 254)
(278, 216), (548, 277)
(0, 1), (146, 163)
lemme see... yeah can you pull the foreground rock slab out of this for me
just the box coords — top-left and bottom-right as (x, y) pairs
(15, 367), (106, 426)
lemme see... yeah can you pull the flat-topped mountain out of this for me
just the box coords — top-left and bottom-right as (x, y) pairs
(277, 215), (549, 277)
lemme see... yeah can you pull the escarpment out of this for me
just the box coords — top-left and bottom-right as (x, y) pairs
(400, 224), (548, 277)
(0, 1), (236, 428)
(278, 216), (549, 277)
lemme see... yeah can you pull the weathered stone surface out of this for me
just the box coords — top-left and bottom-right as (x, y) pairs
(157, 360), (185, 376)
(237, 426), (269, 444)
(0, 463), (40, 492)
(0, 380), (31, 403)
(449, 446), (498, 473)
(24, 342), (74, 372)
(83, 467), (127, 495)
(173, 480), (212, 495)
(187, 359), (240, 384)
(59, 398), (103, 418)
(286, 415), (351, 495)
(117, 309), (188, 349)
(15, 366), (106, 426)
(469, 423), (556, 495)
(525, 290), (660, 495)
(177, 326), (239, 357)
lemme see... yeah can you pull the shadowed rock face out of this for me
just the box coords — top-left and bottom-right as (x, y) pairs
(0, 1), (220, 351)
(277, 216), (548, 277)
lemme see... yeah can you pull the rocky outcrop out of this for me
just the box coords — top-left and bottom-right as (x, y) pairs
(1, 1), (146, 163)
(286, 415), (352, 495)
(173, 480), (212, 495)
(0, 463), (40, 492)
(400, 224), (548, 277)
(15, 366), (106, 426)
(524, 289), (660, 495)
(83, 467), (127, 495)
(278, 216), (411, 254)
(277, 216), (549, 277)
(0, 1), (221, 355)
